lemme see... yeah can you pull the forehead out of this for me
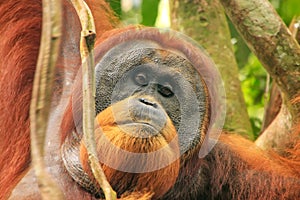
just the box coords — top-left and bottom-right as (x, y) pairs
(95, 40), (201, 80)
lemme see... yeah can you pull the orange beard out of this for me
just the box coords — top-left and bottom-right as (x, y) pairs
(80, 101), (180, 198)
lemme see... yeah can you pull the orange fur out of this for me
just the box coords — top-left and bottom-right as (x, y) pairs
(0, 0), (117, 198)
(1, 0), (300, 199)
(119, 190), (153, 200)
(85, 0), (119, 41)
(80, 97), (180, 199)
(201, 133), (300, 199)
(0, 1), (42, 198)
(220, 134), (298, 177)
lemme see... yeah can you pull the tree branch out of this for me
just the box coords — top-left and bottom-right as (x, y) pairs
(69, 0), (116, 199)
(30, 0), (64, 199)
(219, 0), (300, 122)
(256, 17), (300, 150)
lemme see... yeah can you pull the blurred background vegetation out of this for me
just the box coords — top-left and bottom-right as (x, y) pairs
(106, 0), (300, 138)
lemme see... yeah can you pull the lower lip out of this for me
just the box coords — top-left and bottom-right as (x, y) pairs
(118, 123), (160, 138)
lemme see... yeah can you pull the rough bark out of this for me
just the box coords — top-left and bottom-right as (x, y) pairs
(261, 83), (282, 132)
(256, 104), (292, 150)
(170, 0), (254, 138)
(220, 0), (300, 123)
(256, 16), (300, 150)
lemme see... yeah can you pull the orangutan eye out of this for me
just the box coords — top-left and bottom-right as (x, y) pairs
(158, 84), (174, 97)
(134, 72), (148, 86)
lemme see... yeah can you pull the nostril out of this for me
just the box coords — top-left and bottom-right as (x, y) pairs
(139, 98), (158, 108)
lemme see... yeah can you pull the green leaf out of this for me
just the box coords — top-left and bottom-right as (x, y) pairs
(270, 0), (300, 25)
(107, 0), (121, 18)
(141, 0), (160, 26)
(228, 18), (251, 69)
(239, 54), (268, 136)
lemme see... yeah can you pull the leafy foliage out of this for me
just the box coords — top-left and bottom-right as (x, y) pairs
(239, 54), (267, 137)
(270, 0), (300, 25)
(141, 0), (160, 26)
(107, 0), (122, 18)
